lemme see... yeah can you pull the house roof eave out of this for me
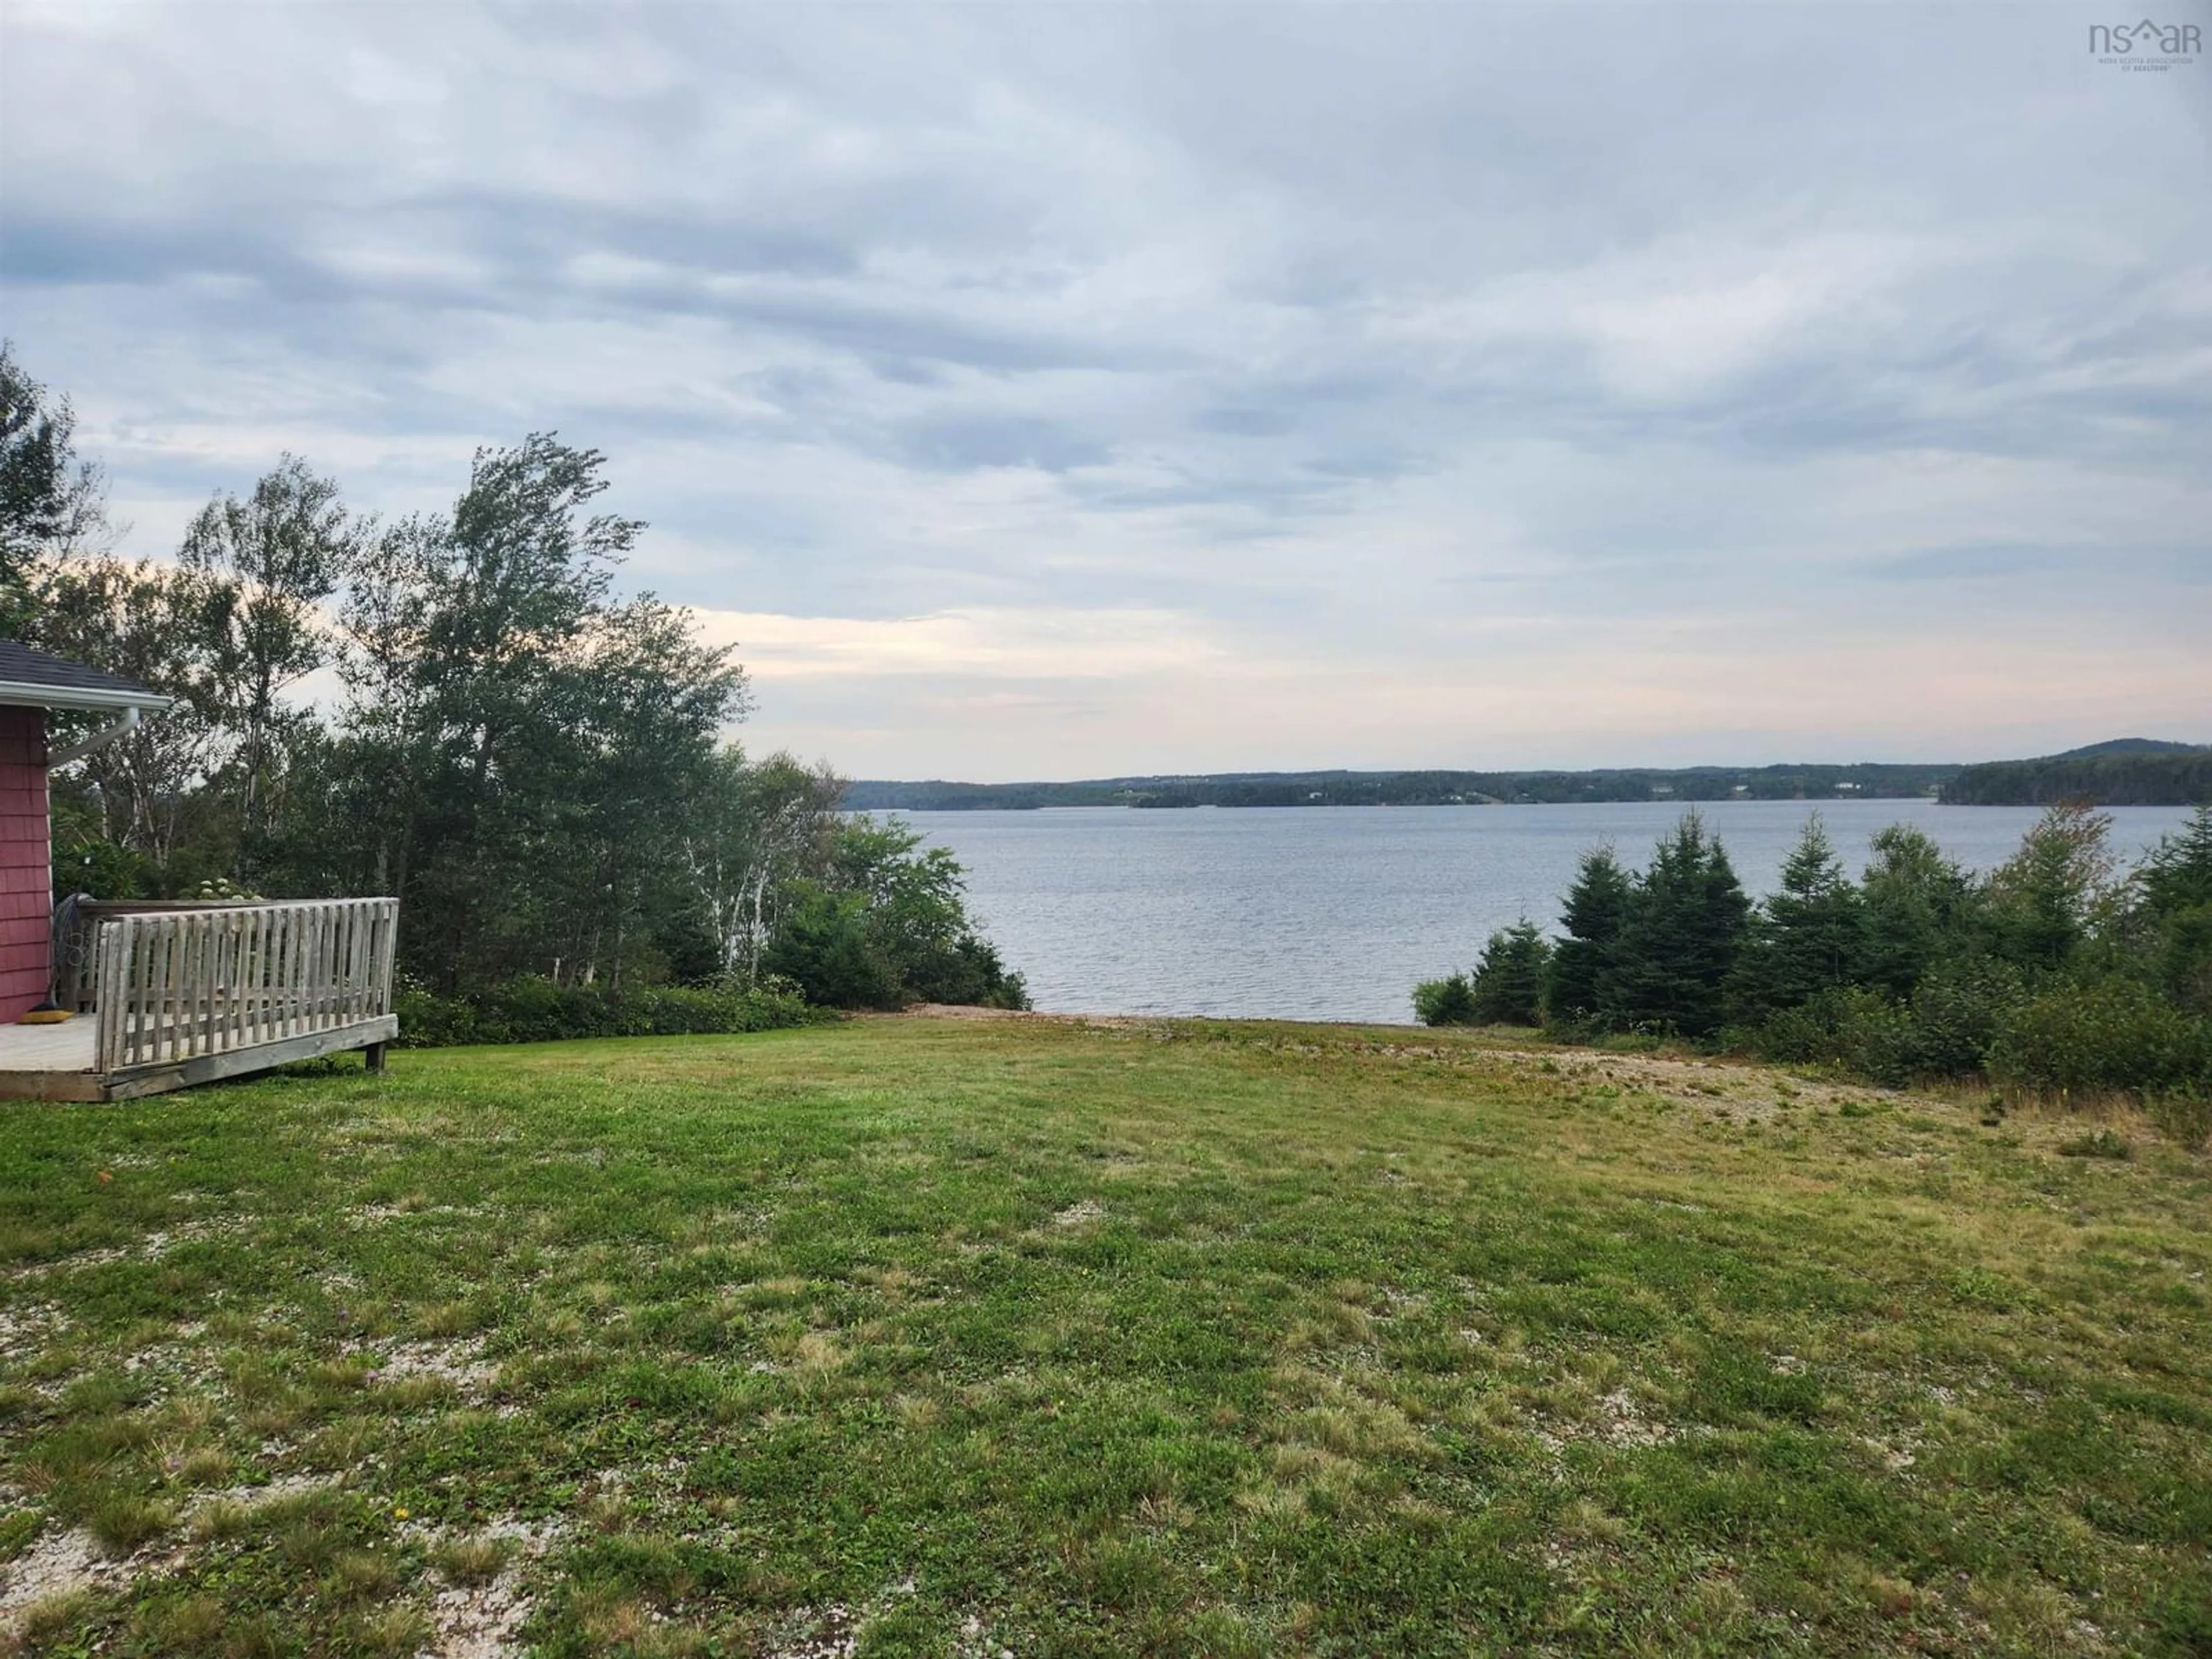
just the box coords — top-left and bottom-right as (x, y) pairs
(0, 679), (175, 715)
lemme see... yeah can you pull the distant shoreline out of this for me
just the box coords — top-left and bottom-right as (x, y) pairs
(844, 762), (1959, 813)
(845, 742), (2209, 812)
(859, 797), (2201, 813)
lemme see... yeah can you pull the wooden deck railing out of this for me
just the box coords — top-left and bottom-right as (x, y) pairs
(90, 898), (399, 1076)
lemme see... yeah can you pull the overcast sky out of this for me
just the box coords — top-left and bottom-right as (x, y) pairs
(3, 2), (2207, 779)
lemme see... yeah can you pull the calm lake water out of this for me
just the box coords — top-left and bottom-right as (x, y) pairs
(907, 800), (2200, 1024)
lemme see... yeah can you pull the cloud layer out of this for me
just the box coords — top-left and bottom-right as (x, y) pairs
(5, 2), (2207, 777)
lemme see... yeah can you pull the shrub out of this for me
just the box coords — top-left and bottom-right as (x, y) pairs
(1815, 990), (1921, 1088)
(2056, 1128), (2131, 1160)
(1900, 958), (2025, 1078)
(391, 986), (484, 1048)
(1412, 973), (1476, 1026)
(393, 976), (819, 1049)
(1741, 960), (2028, 1088)
(906, 934), (1030, 1011)
(762, 821), (1031, 1011)
(1986, 976), (2212, 1098)
(763, 888), (907, 1010)
(1738, 995), (1844, 1067)
(1740, 987), (1893, 1078)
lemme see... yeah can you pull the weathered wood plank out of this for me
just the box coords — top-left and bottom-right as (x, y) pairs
(151, 918), (171, 1065)
(92, 918), (123, 1073)
(0, 1068), (109, 1103)
(102, 1015), (400, 1100)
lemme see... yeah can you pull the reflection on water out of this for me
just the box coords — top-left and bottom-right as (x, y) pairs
(904, 800), (2198, 1024)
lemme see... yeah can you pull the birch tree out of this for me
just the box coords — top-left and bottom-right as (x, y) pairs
(685, 750), (846, 982)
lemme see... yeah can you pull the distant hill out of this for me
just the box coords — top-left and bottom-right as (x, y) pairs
(2047, 738), (2206, 760)
(1940, 742), (2212, 807)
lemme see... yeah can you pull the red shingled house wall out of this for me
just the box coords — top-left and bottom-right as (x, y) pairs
(0, 706), (51, 1024)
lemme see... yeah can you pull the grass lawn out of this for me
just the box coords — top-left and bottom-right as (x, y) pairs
(3, 1015), (2210, 1658)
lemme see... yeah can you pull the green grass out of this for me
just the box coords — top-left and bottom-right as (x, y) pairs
(2, 1016), (2210, 1657)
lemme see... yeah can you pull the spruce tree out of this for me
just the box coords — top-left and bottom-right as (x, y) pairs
(1607, 812), (1751, 1039)
(2135, 805), (2212, 1015)
(1545, 843), (1631, 1027)
(1469, 920), (1551, 1025)
(1736, 815), (1866, 1018)
(2137, 805), (2212, 919)
(1859, 824), (1974, 999)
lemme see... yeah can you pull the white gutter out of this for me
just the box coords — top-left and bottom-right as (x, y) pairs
(0, 679), (174, 715)
(49, 706), (144, 767)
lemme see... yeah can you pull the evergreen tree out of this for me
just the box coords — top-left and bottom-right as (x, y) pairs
(1544, 843), (1631, 1026)
(2137, 805), (2212, 919)
(1606, 812), (1751, 1038)
(1468, 920), (1550, 1025)
(1734, 815), (1865, 1018)
(2134, 805), (2212, 1016)
(1859, 824), (1975, 999)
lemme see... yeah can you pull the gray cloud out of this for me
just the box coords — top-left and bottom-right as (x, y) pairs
(1872, 543), (2212, 585)
(889, 415), (1112, 474)
(3, 1), (2207, 776)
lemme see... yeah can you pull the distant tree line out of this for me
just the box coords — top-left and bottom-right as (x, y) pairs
(1415, 804), (2212, 1142)
(847, 763), (1961, 812)
(0, 341), (1026, 1033)
(1941, 751), (2212, 808)
(840, 780), (1133, 812)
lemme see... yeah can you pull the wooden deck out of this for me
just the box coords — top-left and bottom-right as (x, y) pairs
(0, 897), (399, 1103)
(0, 1018), (96, 1075)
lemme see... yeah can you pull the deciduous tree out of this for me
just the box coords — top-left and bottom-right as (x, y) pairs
(179, 454), (362, 862)
(0, 340), (107, 624)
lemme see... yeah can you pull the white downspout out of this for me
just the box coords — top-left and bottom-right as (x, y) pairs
(48, 705), (142, 768)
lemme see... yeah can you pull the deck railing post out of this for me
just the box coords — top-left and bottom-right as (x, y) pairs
(93, 917), (124, 1073)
